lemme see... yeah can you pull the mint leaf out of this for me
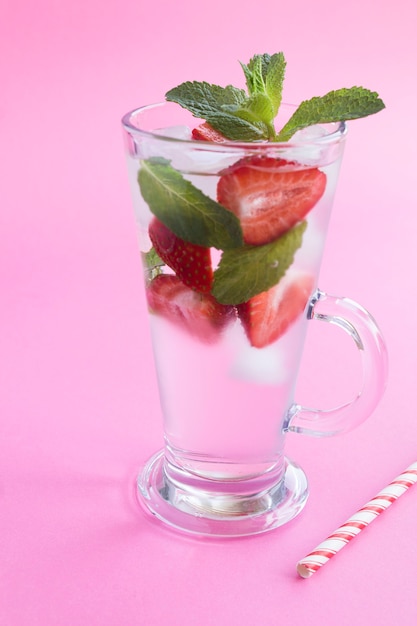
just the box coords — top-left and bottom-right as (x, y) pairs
(165, 80), (268, 141)
(143, 247), (164, 269)
(223, 93), (274, 126)
(202, 112), (268, 141)
(142, 247), (164, 281)
(212, 221), (307, 305)
(240, 55), (266, 95)
(276, 87), (386, 141)
(166, 81), (247, 118)
(138, 158), (243, 250)
(265, 52), (286, 116)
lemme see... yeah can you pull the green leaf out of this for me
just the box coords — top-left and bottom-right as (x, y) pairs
(142, 247), (164, 281)
(265, 52), (286, 116)
(212, 221), (307, 305)
(239, 61), (253, 94)
(245, 55), (266, 95)
(205, 112), (268, 141)
(143, 247), (164, 269)
(138, 158), (243, 250)
(238, 93), (275, 125)
(166, 81), (247, 118)
(221, 93), (274, 128)
(276, 87), (386, 141)
(245, 53), (271, 83)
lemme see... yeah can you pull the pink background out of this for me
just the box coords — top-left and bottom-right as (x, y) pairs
(1, 0), (416, 624)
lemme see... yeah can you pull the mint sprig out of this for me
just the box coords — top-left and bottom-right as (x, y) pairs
(166, 53), (287, 141)
(165, 52), (385, 142)
(138, 158), (243, 250)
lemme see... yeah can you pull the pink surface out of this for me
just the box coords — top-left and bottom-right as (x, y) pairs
(1, 1), (416, 624)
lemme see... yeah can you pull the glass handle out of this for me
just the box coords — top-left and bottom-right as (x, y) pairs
(284, 290), (388, 437)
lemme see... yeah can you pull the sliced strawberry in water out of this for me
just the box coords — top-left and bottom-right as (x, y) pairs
(149, 218), (213, 294)
(237, 270), (315, 348)
(192, 122), (228, 143)
(217, 156), (326, 245)
(147, 274), (235, 343)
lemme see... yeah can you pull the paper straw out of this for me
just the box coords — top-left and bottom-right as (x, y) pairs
(297, 461), (417, 579)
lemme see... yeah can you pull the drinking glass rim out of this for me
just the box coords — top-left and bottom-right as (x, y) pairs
(121, 101), (347, 150)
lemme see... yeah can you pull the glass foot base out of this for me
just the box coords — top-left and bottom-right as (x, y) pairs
(137, 450), (309, 537)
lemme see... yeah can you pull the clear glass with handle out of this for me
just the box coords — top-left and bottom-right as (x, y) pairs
(122, 102), (388, 537)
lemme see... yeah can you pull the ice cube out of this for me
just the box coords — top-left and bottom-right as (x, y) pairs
(137, 126), (240, 175)
(284, 124), (332, 165)
(291, 125), (328, 143)
(230, 341), (287, 386)
(294, 216), (325, 268)
(153, 125), (192, 140)
(177, 148), (239, 175)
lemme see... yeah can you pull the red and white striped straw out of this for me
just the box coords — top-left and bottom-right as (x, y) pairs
(297, 461), (417, 578)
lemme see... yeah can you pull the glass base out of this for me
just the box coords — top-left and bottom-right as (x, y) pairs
(137, 450), (309, 537)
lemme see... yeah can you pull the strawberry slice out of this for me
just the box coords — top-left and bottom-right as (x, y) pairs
(149, 218), (213, 294)
(237, 270), (315, 348)
(217, 156), (326, 245)
(192, 122), (228, 143)
(147, 274), (235, 342)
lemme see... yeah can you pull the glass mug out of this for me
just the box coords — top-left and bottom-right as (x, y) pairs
(122, 102), (388, 537)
